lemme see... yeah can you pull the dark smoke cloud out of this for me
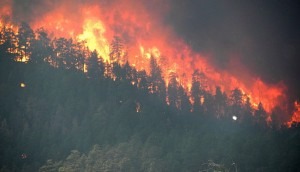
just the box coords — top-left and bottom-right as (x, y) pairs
(11, 0), (168, 23)
(11, 0), (114, 23)
(12, 0), (53, 22)
(166, 0), (300, 100)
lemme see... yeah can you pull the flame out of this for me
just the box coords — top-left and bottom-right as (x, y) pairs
(287, 101), (300, 127)
(0, 19), (28, 62)
(1, 0), (300, 124)
(77, 19), (110, 61)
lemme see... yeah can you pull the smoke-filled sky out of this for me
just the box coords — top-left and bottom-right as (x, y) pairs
(166, 0), (300, 100)
(5, 0), (300, 103)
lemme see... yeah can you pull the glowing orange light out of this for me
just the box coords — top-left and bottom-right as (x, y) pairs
(77, 19), (110, 61)
(1, 0), (298, 125)
(287, 101), (300, 126)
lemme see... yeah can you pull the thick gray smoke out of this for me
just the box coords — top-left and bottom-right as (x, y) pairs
(166, 0), (300, 102)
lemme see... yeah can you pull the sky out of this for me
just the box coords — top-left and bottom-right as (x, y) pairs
(166, 0), (300, 101)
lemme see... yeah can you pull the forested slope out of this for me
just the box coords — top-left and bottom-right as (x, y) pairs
(0, 22), (300, 171)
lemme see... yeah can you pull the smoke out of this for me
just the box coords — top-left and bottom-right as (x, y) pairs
(10, 0), (169, 22)
(7, 0), (300, 88)
(2, 0), (299, 122)
(166, 0), (300, 101)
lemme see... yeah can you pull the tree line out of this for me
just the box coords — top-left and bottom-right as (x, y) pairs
(0, 21), (282, 127)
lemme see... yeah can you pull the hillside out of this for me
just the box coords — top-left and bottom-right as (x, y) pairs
(0, 22), (300, 171)
(0, 60), (299, 171)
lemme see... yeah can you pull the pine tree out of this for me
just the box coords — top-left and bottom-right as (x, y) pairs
(86, 50), (104, 79)
(0, 25), (17, 61)
(177, 85), (191, 113)
(255, 102), (267, 127)
(149, 56), (166, 100)
(191, 70), (203, 114)
(214, 86), (227, 118)
(30, 28), (52, 64)
(230, 88), (244, 120)
(109, 36), (123, 63)
(167, 72), (179, 108)
(17, 22), (34, 61)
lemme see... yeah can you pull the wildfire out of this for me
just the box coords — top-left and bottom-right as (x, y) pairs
(287, 101), (300, 127)
(77, 19), (110, 61)
(1, 0), (299, 125)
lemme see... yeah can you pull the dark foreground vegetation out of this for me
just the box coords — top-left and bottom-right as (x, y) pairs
(0, 22), (300, 171)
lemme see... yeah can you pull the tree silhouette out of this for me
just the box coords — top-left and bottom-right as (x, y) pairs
(149, 56), (166, 100)
(177, 85), (191, 113)
(168, 72), (179, 109)
(243, 96), (255, 125)
(52, 38), (75, 69)
(202, 91), (215, 117)
(30, 28), (52, 64)
(86, 50), (105, 79)
(214, 86), (227, 118)
(0, 26), (17, 62)
(136, 70), (149, 92)
(72, 41), (86, 71)
(109, 36), (123, 63)
(123, 61), (134, 82)
(112, 62), (123, 81)
(17, 22), (34, 61)
(230, 88), (244, 119)
(255, 102), (267, 127)
(191, 70), (203, 114)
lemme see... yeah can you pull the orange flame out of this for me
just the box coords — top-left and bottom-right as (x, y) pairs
(1, 0), (299, 124)
(287, 101), (300, 127)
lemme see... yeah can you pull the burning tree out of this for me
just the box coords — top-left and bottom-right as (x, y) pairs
(17, 22), (34, 61)
(149, 56), (166, 100)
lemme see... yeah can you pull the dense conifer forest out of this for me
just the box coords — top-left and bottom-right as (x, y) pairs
(0, 22), (300, 171)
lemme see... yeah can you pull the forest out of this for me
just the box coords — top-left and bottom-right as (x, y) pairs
(0, 22), (300, 171)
